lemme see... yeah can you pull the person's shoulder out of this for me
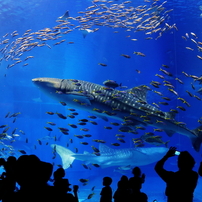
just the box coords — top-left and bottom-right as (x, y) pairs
(192, 170), (199, 177)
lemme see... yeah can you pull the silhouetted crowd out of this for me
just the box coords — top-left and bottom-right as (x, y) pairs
(0, 147), (201, 202)
(0, 155), (78, 202)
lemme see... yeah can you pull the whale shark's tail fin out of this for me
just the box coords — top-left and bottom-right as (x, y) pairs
(51, 144), (75, 169)
(191, 125), (202, 152)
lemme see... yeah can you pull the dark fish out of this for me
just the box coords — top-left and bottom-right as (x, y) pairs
(59, 101), (67, 106)
(79, 119), (88, 122)
(74, 135), (84, 139)
(18, 150), (26, 154)
(3, 127), (10, 133)
(80, 128), (89, 132)
(11, 128), (17, 134)
(93, 139), (106, 143)
(79, 179), (89, 183)
(56, 112), (67, 119)
(160, 68), (172, 76)
(44, 127), (53, 131)
(103, 80), (119, 88)
(177, 106), (186, 111)
(5, 112), (10, 118)
(82, 164), (89, 169)
(98, 63), (107, 66)
(91, 146), (99, 153)
(47, 122), (56, 126)
(89, 121), (98, 125)
(58, 127), (69, 131)
(78, 122), (86, 125)
(13, 118), (17, 123)
(111, 143), (120, 146)
(46, 112), (54, 115)
(9, 112), (21, 118)
(92, 164), (100, 167)
(117, 138), (126, 143)
(68, 124), (77, 128)
(119, 126), (131, 132)
(68, 115), (75, 118)
(68, 108), (76, 111)
(19, 130), (25, 135)
(121, 54), (131, 58)
(104, 126), (112, 130)
(110, 122), (120, 126)
(87, 193), (95, 199)
(0, 125), (7, 128)
(162, 64), (170, 68)
(80, 142), (88, 145)
(83, 134), (92, 137)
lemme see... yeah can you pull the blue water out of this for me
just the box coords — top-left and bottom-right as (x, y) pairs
(1, 0), (202, 201)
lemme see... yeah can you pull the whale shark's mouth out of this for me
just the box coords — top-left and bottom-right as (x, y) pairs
(32, 77), (63, 90)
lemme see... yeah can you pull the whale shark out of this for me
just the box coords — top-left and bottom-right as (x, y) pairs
(32, 77), (202, 152)
(51, 144), (169, 169)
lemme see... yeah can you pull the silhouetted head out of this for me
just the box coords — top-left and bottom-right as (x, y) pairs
(16, 155), (53, 187)
(103, 176), (112, 186)
(178, 151), (195, 170)
(7, 156), (16, 164)
(132, 167), (141, 176)
(53, 167), (65, 180)
(120, 175), (128, 182)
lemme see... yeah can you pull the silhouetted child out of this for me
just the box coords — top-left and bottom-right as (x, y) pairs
(155, 147), (198, 202)
(128, 167), (147, 202)
(129, 166), (145, 193)
(54, 178), (79, 202)
(113, 175), (130, 202)
(53, 167), (79, 202)
(100, 176), (112, 202)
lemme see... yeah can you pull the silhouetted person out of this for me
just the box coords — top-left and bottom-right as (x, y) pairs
(53, 167), (65, 181)
(14, 154), (54, 202)
(100, 176), (113, 202)
(129, 166), (145, 193)
(113, 175), (130, 202)
(128, 167), (147, 202)
(54, 178), (79, 202)
(155, 147), (198, 202)
(53, 168), (79, 202)
(0, 156), (17, 202)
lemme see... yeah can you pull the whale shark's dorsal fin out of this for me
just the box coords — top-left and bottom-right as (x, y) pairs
(99, 144), (114, 154)
(127, 85), (150, 101)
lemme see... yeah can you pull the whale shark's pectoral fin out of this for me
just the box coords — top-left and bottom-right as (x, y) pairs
(164, 129), (175, 137)
(66, 92), (95, 106)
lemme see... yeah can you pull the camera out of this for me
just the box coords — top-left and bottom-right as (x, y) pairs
(175, 151), (180, 155)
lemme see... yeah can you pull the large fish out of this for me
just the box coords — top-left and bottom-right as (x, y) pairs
(51, 144), (169, 169)
(32, 77), (202, 152)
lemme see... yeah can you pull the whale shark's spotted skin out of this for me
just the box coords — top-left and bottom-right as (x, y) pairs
(32, 77), (202, 152)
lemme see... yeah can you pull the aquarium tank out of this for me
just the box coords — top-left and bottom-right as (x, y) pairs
(1, 0), (202, 201)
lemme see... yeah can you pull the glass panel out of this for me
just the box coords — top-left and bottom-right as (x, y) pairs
(0, 0), (201, 201)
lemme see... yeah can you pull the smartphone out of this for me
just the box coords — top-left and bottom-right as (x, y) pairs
(175, 151), (180, 155)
